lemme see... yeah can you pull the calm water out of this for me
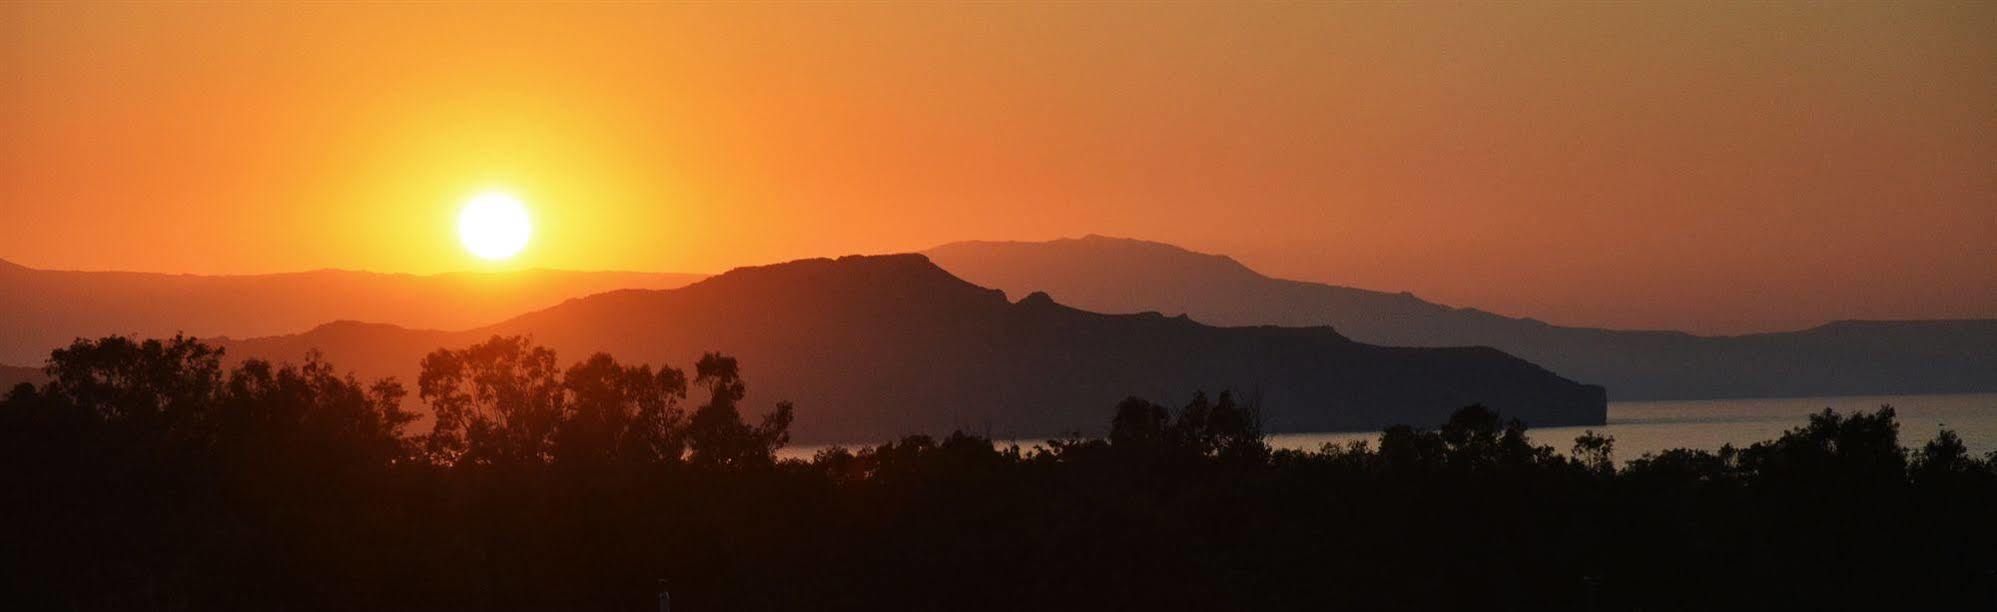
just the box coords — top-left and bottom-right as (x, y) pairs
(782, 393), (1997, 462)
(1269, 393), (1997, 462)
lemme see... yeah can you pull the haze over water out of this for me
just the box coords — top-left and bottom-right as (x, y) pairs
(1271, 393), (1997, 462)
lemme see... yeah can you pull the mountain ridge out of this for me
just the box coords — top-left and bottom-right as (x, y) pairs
(218, 254), (1605, 444)
(924, 235), (1997, 400)
(0, 261), (705, 364)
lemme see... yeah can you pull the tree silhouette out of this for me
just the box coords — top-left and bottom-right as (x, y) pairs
(555, 352), (688, 465)
(1572, 430), (1616, 475)
(684, 352), (792, 467)
(2, 336), (1992, 609)
(42, 334), (224, 423)
(418, 335), (565, 465)
(1108, 396), (1168, 449)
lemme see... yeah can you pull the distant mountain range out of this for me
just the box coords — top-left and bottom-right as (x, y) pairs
(217, 255), (1605, 444)
(925, 235), (1997, 401)
(11, 234), (1975, 438)
(0, 259), (702, 366)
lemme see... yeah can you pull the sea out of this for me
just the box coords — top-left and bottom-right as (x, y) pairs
(1267, 392), (1997, 463)
(781, 393), (1997, 463)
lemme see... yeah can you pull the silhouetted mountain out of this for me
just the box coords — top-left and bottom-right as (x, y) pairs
(925, 236), (1997, 400)
(0, 258), (702, 365)
(220, 254), (1605, 443)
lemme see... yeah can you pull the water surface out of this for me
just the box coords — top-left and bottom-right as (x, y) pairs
(782, 393), (1997, 462)
(1268, 393), (1997, 462)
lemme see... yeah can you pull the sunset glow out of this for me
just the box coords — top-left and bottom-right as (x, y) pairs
(1, 3), (1992, 332)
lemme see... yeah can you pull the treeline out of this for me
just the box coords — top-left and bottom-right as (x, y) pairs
(2, 335), (1993, 610)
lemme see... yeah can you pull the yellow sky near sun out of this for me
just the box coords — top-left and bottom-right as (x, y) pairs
(2, 3), (1993, 334)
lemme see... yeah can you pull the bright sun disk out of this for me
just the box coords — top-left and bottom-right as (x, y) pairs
(458, 192), (531, 261)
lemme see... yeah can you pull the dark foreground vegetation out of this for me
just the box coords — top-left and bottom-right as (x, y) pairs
(4, 336), (1994, 610)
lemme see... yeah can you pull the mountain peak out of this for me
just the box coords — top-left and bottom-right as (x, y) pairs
(928, 235), (1267, 283)
(1064, 234), (1240, 261)
(1073, 233), (1154, 244)
(1018, 290), (1058, 306)
(697, 253), (970, 287)
(307, 320), (411, 334)
(668, 253), (1008, 310)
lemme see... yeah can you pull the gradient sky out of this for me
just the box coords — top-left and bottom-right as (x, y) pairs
(3, 3), (1991, 335)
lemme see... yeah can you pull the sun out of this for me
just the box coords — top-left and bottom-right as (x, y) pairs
(458, 192), (532, 261)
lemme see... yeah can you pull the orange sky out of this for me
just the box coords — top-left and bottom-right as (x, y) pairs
(3, 3), (1992, 335)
